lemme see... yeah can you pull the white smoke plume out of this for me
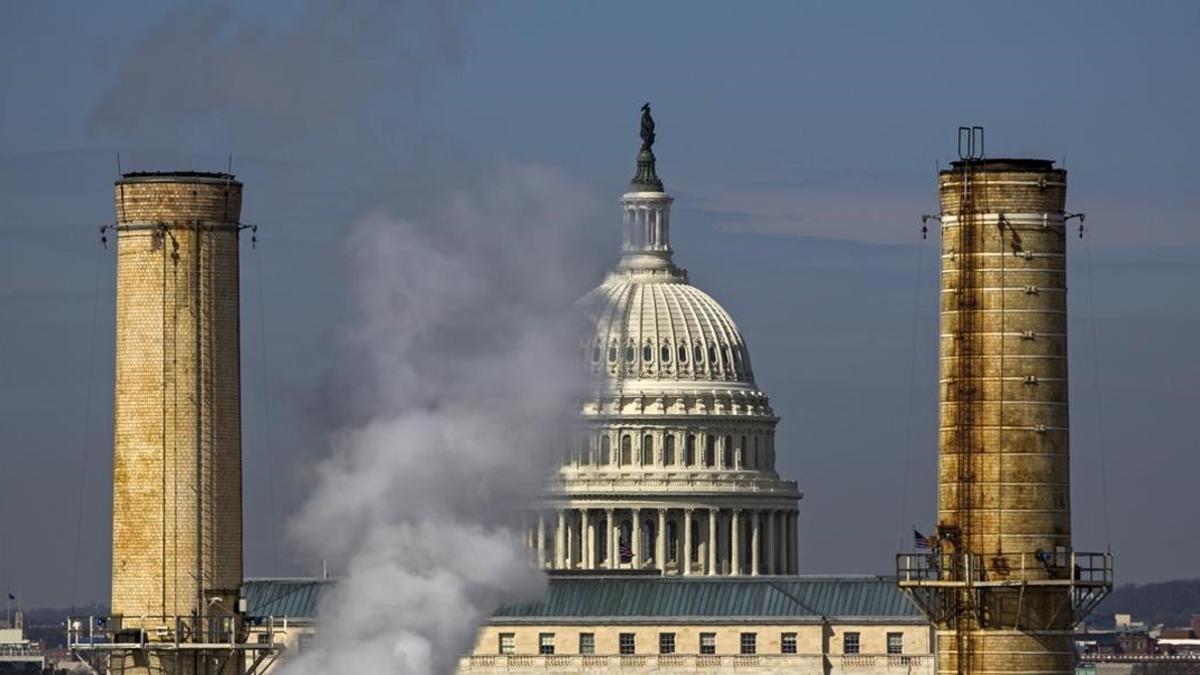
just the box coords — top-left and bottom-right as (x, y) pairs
(281, 165), (606, 674)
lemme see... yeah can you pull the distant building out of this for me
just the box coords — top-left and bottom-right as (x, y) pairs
(0, 613), (46, 672)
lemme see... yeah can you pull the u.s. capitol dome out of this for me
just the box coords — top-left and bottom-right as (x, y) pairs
(532, 107), (802, 576)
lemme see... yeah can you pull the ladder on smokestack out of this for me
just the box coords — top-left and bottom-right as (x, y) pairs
(950, 125), (985, 675)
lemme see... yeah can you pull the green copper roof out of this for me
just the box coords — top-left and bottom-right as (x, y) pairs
(241, 578), (331, 620)
(240, 576), (921, 623)
(497, 576), (921, 621)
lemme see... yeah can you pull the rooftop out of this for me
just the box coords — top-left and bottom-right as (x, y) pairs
(240, 576), (923, 623)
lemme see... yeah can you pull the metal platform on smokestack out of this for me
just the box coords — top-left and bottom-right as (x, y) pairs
(895, 550), (1113, 627)
(66, 611), (285, 675)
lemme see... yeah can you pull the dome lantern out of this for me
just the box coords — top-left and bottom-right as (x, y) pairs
(620, 103), (676, 272)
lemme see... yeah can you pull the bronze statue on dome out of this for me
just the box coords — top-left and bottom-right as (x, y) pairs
(640, 103), (655, 151)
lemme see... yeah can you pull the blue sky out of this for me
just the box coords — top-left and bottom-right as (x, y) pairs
(1, 1), (1197, 606)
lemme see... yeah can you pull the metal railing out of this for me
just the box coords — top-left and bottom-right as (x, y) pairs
(896, 550), (1112, 587)
(67, 614), (286, 675)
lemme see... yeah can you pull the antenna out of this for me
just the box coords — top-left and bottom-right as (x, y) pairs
(116, 153), (122, 178)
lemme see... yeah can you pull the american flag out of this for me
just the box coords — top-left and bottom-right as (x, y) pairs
(618, 536), (634, 563)
(913, 529), (933, 550)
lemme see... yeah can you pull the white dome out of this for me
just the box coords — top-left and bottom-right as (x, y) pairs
(579, 268), (756, 388)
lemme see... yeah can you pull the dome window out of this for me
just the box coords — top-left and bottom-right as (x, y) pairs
(620, 434), (632, 465)
(591, 344), (602, 363)
(641, 434), (653, 465)
(704, 435), (715, 468)
(625, 345), (636, 363)
(723, 435), (733, 468)
(608, 345), (618, 363)
(685, 435), (696, 466)
(708, 345), (717, 366)
(664, 435), (676, 465)
(694, 344), (704, 364)
(738, 436), (747, 468)
(600, 436), (611, 465)
(660, 344), (671, 363)
(721, 346), (731, 367)
(678, 344), (688, 364)
(642, 344), (653, 362)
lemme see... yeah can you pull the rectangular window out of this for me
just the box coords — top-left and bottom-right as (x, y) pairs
(619, 633), (636, 655)
(740, 632), (757, 655)
(498, 633), (515, 655)
(699, 632), (716, 655)
(843, 632), (860, 655)
(538, 633), (555, 655)
(659, 632), (676, 654)
(297, 633), (315, 653)
(887, 632), (903, 655)
(578, 633), (595, 655)
(781, 632), (797, 654)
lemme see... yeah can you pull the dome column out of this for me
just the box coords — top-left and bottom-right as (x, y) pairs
(632, 508), (643, 568)
(605, 508), (615, 570)
(750, 510), (761, 575)
(787, 509), (796, 571)
(656, 509), (667, 571)
(707, 509), (718, 576)
(730, 509), (742, 575)
(766, 510), (777, 574)
(581, 509), (591, 569)
(555, 510), (566, 568)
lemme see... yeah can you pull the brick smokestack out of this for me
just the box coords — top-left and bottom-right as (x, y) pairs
(110, 172), (244, 671)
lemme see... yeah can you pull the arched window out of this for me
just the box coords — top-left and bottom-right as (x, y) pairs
(580, 433), (591, 465)
(693, 344), (704, 364)
(704, 435), (715, 468)
(678, 344), (688, 364)
(600, 436), (611, 465)
(685, 435), (696, 466)
(708, 345), (717, 366)
(722, 435), (733, 468)
(621, 435), (632, 465)
(721, 345), (730, 368)
(642, 344), (653, 362)
(738, 435), (747, 468)
(591, 344), (601, 364)
(661, 344), (671, 363)
(625, 345), (636, 363)
(641, 434), (653, 466)
(664, 435), (676, 466)
(608, 345), (618, 363)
